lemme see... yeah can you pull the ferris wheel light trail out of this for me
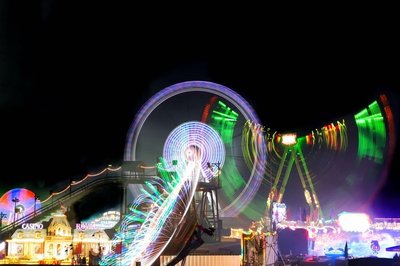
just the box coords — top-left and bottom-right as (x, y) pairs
(125, 81), (267, 217)
(163, 121), (225, 181)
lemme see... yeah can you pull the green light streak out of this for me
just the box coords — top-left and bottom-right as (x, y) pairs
(213, 110), (238, 119)
(218, 101), (227, 108)
(354, 101), (387, 163)
(209, 100), (245, 203)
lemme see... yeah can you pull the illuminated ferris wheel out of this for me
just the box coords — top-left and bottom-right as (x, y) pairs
(100, 81), (268, 265)
(124, 81), (268, 218)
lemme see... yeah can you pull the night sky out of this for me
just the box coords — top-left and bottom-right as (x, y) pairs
(1, 2), (399, 216)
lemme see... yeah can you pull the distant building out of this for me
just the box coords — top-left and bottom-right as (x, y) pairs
(5, 211), (112, 265)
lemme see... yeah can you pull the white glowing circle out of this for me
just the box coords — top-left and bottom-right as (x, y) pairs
(163, 121), (225, 180)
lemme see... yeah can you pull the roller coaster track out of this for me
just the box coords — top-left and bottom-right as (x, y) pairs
(0, 166), (157, 238)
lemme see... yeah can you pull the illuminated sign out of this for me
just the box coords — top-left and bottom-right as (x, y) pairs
(22, 223), (43, 230)
(76, 223), (98, 231)
(81, 210), (121, 229)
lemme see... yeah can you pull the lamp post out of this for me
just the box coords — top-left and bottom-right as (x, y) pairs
(0, 212), (7, 228)
(34, 194), (38, 217)
(12, 197), (20, 227)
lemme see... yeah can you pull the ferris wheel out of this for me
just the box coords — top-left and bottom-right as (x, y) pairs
(124, 81), (268, 218)
(100, 81), (268, 265)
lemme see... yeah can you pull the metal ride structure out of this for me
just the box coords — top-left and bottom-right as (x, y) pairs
(264, 133), (324, 227)
(117, 81), (267, 264)
(0, 165), (158, 238)
(124, 81), (267, 219)
(262, 118), (350, 229)
(262, 93), (397, 231)
(124, 81), (266, 217)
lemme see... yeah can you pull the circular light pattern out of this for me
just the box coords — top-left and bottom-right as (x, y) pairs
(125, 81), (267, 217)
(0, 188), (41, 225)
(163, 121), (225, 181)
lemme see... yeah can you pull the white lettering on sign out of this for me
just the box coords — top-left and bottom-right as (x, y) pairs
(22, 223), (43, 230)
(76, 223), (98, 231)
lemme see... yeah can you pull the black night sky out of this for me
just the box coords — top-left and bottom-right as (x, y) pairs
(1, 2), (399, 217)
